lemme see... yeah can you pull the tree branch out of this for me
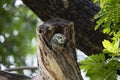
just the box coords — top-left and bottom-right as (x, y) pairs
(4, 66), (37, 71)
(22, 0), (110, 55)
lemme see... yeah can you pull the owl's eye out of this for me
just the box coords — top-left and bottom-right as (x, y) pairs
(57, 36), (62, 40)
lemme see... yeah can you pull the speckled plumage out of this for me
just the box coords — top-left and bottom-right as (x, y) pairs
(50, 33), (66, 48)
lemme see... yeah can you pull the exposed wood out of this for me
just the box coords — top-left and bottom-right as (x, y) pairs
(22, 0), (109, 55)
(33, 18), (83, 80)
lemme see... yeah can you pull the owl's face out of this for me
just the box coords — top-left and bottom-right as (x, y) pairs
(54, 33), (66, 45)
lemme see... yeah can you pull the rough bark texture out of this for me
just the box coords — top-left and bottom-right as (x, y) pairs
(33, 19), (83, 80)
(22, 0), (109, 55)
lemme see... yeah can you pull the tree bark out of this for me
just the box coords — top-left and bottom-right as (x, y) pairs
(33, 18), (83, 80)
(22, 0), (109, 55)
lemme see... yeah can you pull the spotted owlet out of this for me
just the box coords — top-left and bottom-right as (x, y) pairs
(50, 33), (66, 48)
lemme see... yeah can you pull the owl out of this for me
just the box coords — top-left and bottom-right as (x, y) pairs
(50, 33), (66, 48)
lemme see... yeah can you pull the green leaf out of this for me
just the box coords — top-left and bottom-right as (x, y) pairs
(93, 0), (99, 3)
(80, 54), (118, 80)
(103, 19), (111, 34)
(103, 27), (111, 34)
(80, 54), (105, 72)
(94, 15), (106, 30)
(113, 38), (119, 49)
(102, 40), (117, 53)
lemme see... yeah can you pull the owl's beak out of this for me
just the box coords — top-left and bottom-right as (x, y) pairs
(59, 39), (65, 44)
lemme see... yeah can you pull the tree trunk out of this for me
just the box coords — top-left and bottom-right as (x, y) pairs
(32, 18), (83, 80)
(22, 0), (109, 55)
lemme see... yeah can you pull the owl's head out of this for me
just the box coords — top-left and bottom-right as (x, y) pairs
(52, 33), (66, 45)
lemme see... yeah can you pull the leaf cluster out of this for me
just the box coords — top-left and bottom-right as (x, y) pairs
(102, 34), (120, 56)
(80, 0), (120, 80)
(80, 54), (120, 80)
(94, 0), (120, 34)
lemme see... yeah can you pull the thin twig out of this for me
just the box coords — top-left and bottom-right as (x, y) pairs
(4, 66), (38, 71)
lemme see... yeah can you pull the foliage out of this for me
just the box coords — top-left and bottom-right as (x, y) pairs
(0, 0), (40, 74)
(80, 54), (119, 80)
(94, 0), (120, 34)
(80, 0), (120, 80)
(102, 32), (120, 56)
